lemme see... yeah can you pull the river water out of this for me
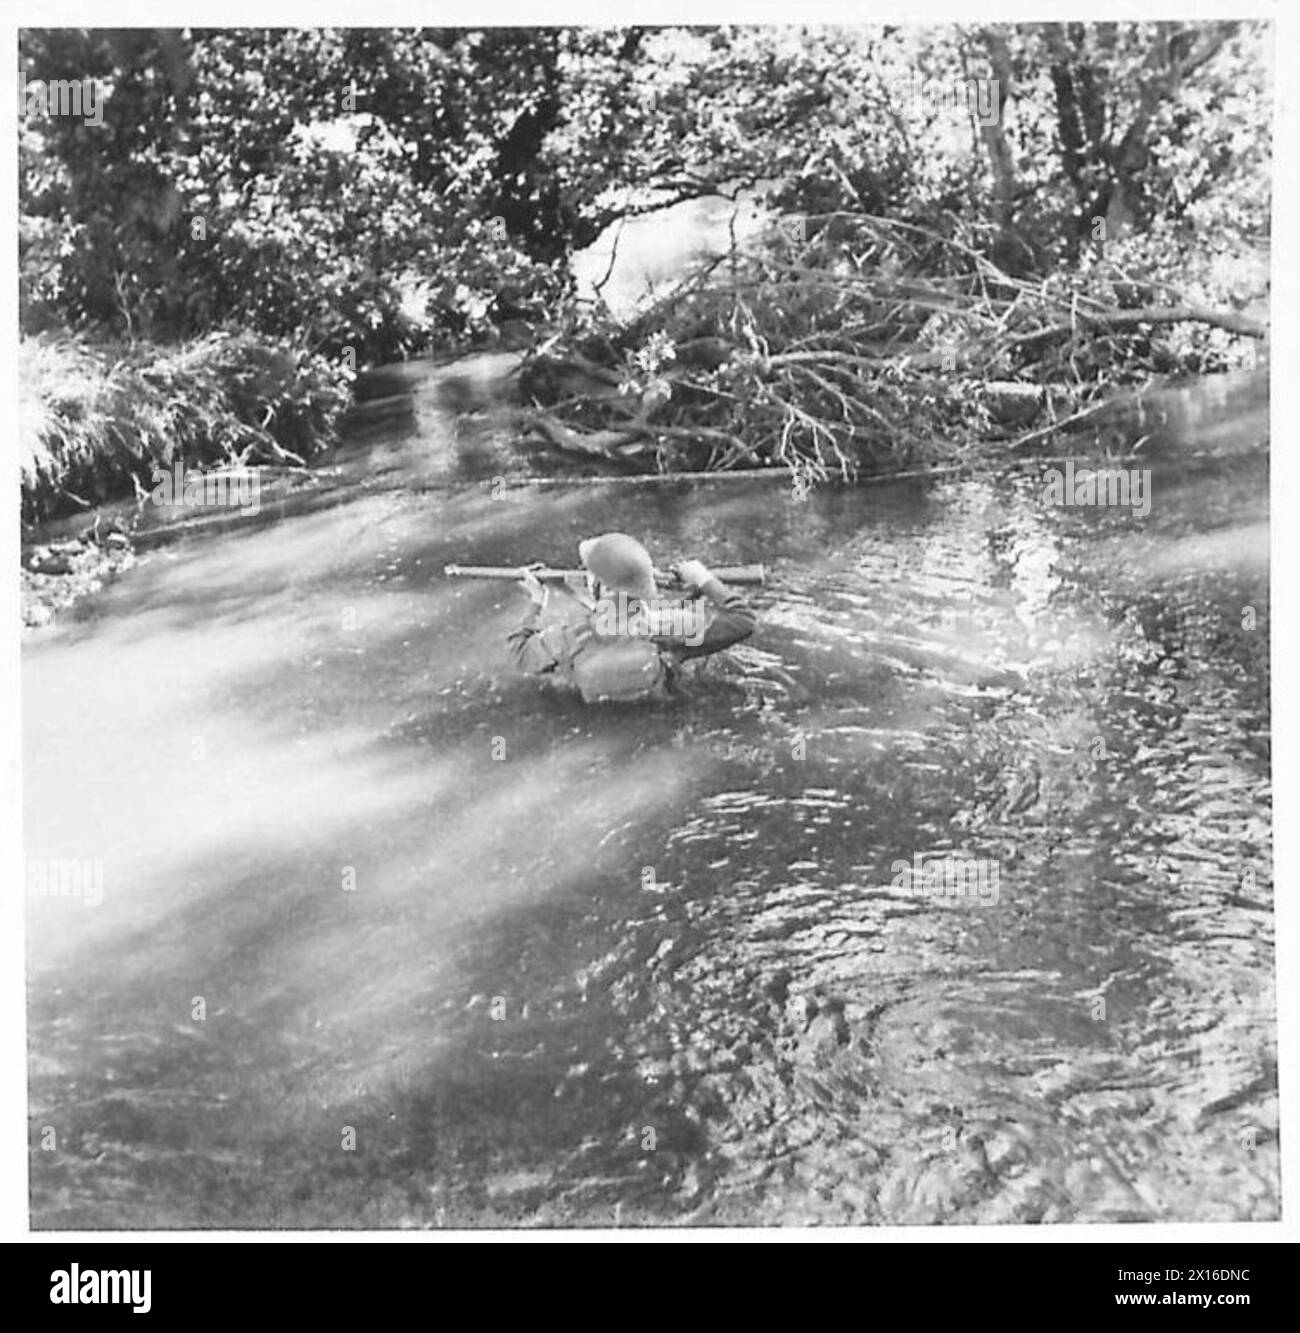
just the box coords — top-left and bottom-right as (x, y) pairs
(25, 372), (1274, 1227)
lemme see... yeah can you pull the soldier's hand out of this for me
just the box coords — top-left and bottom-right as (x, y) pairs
(517, 565), (548, 606)
(670, 559), (711, 591)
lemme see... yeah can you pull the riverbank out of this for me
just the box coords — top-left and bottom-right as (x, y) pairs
(21, 354), (1268, 632)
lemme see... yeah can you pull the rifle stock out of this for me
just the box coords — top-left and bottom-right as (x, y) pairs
(444, 563), (765, 587)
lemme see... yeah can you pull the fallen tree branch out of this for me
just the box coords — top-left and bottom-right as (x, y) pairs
(527, 412), (647, 458)
(525, 205), (1266, 488)
(1006, 397), (1114, 449)
(1005, 304), (1267, 355)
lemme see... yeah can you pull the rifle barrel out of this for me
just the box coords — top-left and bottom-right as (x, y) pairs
(443, 563), (765, 586)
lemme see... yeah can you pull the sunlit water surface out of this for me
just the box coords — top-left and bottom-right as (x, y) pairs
(26, 375), (1273, 1226)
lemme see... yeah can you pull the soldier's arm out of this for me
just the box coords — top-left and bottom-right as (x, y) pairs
(666, 561), (757, 660)
(507, 604), (561, 674)
(507, 569), (564, 674)
(508, 569), (594, 675)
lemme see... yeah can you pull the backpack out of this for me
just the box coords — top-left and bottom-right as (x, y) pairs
(568, 631), (668, 703)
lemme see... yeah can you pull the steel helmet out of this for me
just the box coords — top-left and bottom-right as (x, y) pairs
(578, 532), (658, 603)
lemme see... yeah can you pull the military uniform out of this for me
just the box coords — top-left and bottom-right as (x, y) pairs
(509, 572), (756, 703)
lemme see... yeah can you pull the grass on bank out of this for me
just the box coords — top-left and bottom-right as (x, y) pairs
(20, 331), (352, 527)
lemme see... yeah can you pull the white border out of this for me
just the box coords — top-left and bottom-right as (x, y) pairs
(2, 0), (1292, 1245)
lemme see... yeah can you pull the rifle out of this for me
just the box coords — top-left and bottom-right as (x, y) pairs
(443, 562), (765, 587)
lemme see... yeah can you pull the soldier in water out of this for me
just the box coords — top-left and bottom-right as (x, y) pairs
(508, 532), (757, 703)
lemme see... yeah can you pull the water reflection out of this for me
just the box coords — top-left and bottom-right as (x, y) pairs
(25, 389), (1273, 1226)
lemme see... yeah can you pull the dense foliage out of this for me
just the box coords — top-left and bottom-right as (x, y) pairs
(19, 23), (1271, 511)
(22, 25), (1269, 358)
(20, 332), (348, 523)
